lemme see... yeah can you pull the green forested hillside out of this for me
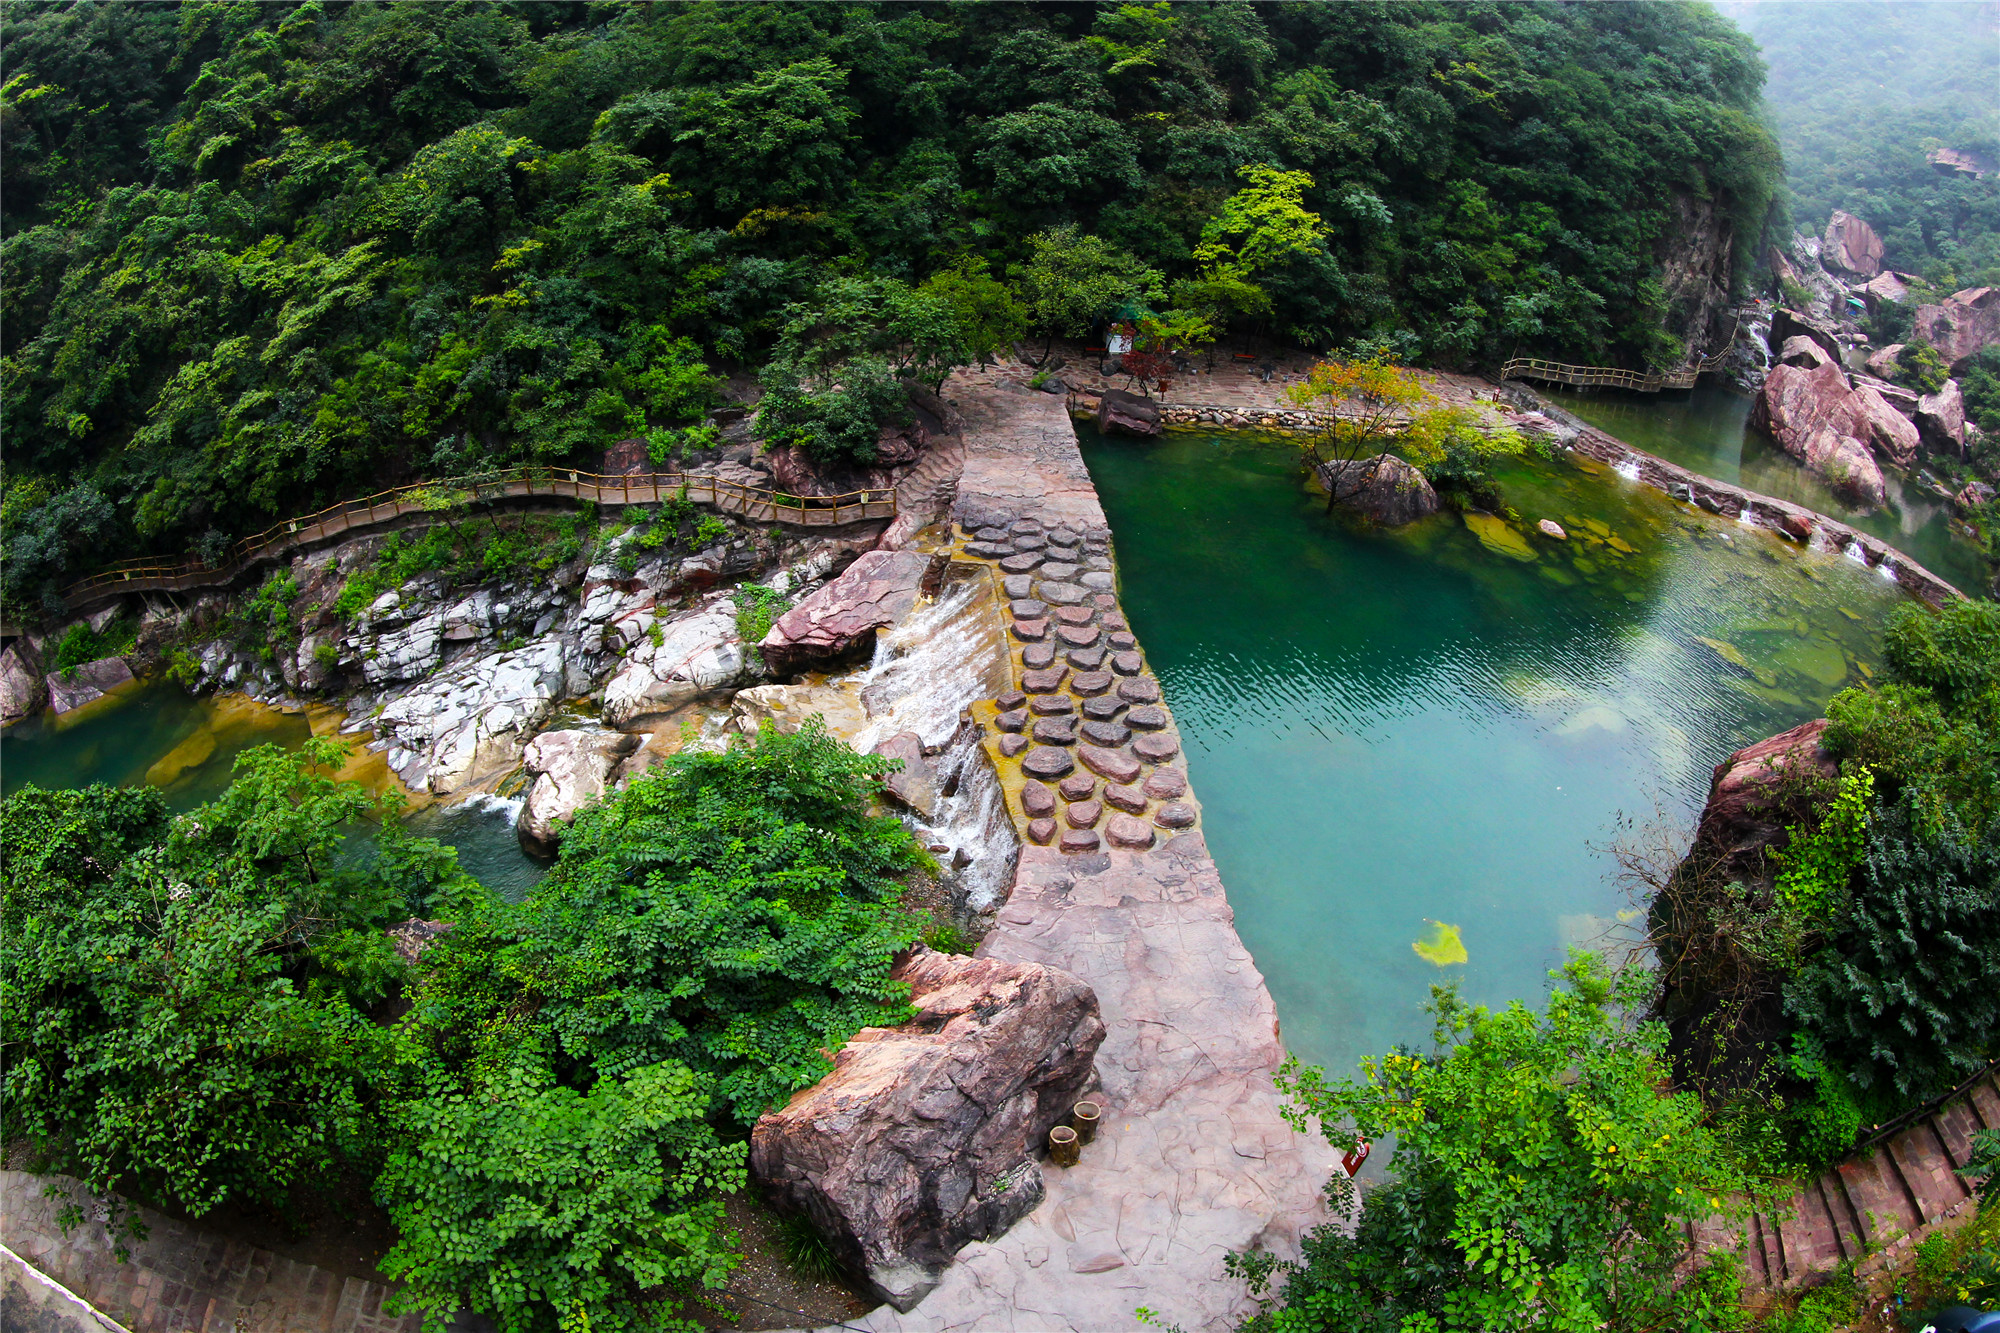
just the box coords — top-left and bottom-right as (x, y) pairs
(1, 1), (1778, 618)
(1726, 0), (2000, 283)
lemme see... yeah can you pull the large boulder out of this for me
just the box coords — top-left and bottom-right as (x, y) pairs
(1096, 388), (1162, 438)
(1317, 454), (1439, 526)
(1, 640), (46, 725)
(601, 600), (745, 727)
(517, 729), (640, 856)
(872, 730), (937, 816)
(1913, 287), (2000, 370)
(766, 445), (901, 500)
(45, 657), (135, 715)
(760, 548), (931, 677)
(1821, 210), (1885, 277)
(1865, 343), (1906, 379)
(1846, 382), (1922, 468)
(751, 945), (1106, 1313)
(1750, 359), (1889, 506)
(1769, 308), (1845, 367)
(1917, 379), (1968, 457)
(1862, 270), (1915, 307)
(375, 639), (568, 793)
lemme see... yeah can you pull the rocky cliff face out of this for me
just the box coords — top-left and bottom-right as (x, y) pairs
(1655, 188), (1737, 360)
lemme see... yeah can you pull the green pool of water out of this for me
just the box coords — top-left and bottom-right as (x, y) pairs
(1078, 427), (1912, 1078)
(1, 680), (546, 901)
(1546, 384), (1988, 595)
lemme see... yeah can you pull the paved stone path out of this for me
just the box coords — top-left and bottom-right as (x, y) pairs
(0, 1174), (418, 1333)
(842, 368), (1341, 1332)
(1729, 1067), (2000, 1288)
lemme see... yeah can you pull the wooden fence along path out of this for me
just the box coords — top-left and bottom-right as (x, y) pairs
(1720, 1064), (2000, 1288)
(1498, 349), (1733, 393)
(60, 467), (896, 611)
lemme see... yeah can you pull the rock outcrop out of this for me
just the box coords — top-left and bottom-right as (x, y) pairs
(1917, 380), (1968, 457)
(1695, 719), (1840, 887)
(375, 639), (567, 792)
(872, 730), (937, 816)
(1864, 344), (1905, 379)
(45, 658), (135, 715)
(1095, 389), (1162, 439)
(1770, 308), (1845, 368)
(518, 729), (640, 856)
(1317, 454), (1440, 526)
(1655, 187), (1736, 357)
(730, 681), (869, 740)
(1, 641), (46, 726)
(1822, 210), (1885, 277)
(751, 945), (1106, 1313)
(760, 549), (931, 677)
(600, 598), (746, 727)
(1861, 270), (1914, 306)
(1913, 287), (2000, 370)
(1847, 381), (1922, 468)
(1750, 346), (1890, 506)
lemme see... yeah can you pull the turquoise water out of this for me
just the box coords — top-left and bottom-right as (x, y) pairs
(1546, 384), (1988, 595)
(1077, 427), (1912, 1077)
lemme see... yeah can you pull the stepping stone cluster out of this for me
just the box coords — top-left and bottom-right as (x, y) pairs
(960, 518), (1199, 853)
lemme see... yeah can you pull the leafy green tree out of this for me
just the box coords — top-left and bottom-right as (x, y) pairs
(377, 1061), (745, 1333)
(1244, 955), (1753, 1333)
(0, 740), (431, 1225)
(1193, 164), (1329, 285)
(1283, 352), (1428, 513)
(1013, 225), (1163, 362)
(1398, 405), (1533, 500)
(920, 256), (1028, 366)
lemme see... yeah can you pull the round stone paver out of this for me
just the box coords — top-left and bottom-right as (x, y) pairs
(1081, 571), (1115, 590)
(1058, 773), (1097, 801)
(1010, 598), (1049, 619)
(1108, 631), (1138, 650)
(1117, 677), (1161, 703)
(1104, 783), (1148, 814)
(1067, 646), (1108, 670)
(1002, 575), (1034, 599)
(962, 541), (1008, 559)
(1081, 720), (1130, 746)
(998, 734), (1029, 757)
(1056, 624), (1100, 647)
(1102, 614), (1129, 632)
(1032, 717), (1077, 745)
(1105, 814), (1155, 849)
(1110, 652), (1144, 675)
(1012, 618), (1048, 641)
(1047, 528), (1080, 548)
(1042, 561), (1082, 581)
(1133, 732), (1180, 762)
(1054, 604), (1096, 625)
(1059, 828), (1100, 853)
(1142, 767), (1188, 800)
(1070, 671), (1112, 696)
(975, 527), (1009, 542)
(1027, 817), (1057, 844)
(1078, 744), (1142, 785)
(996, 689), (1026, 710)
(1020, 781), (1057, 817)
(1065, 800), (1102, 829)
(1038, 582), (1087, 605)
(1021, 643), (1056, 669)
(1028, 693), (1075, 715)
(1082, 695), (1127, 720)
(1021, 667), (1068, 693)
(999, 552), (1044, 574)
(1125, 705), (1168, 730)
(1021, 746), (1075, 779)
(995, 709), (1027, 732)
(1012, 533), (1048, 551)
(1154, 801), (1197, 829)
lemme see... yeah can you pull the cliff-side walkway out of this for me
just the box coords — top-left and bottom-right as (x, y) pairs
(844, 364), (1340, 1332)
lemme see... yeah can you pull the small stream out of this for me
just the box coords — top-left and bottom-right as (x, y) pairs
(1544, 384), (1988, 595)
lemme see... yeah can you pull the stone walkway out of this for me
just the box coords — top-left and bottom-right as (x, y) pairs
(840, 368), (1341, 1332)
(0, 1174), (418, 1333)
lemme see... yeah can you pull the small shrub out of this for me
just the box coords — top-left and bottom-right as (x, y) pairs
(694, 514), (728, 548)
(734, 584), (791, 645)
(1895, 340), (1951, 395)
(313, 642), (340, 669)
(52, 615), (137, 674)
(921, 918), (971, 955)
(775, 1212), (844, 1283)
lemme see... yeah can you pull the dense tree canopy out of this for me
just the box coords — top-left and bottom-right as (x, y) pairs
(2, 0), (1779, 614)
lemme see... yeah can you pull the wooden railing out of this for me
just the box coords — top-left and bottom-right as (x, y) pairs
(1499, 347), (1734, 393)
(60, 467), (895, 609)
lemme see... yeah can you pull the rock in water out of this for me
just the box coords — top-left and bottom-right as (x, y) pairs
(1821, 210), (1885, 277)
(761, 549), (931, 676)
(1750, 357), (1889, 507)
(1695, 719), (1839, 887)
(44, 656), (135, 714)
(1913, 287), (2000, 370)
(1317, 454), (1439, 526)
(1538, 519), (1568, 540)
(518, 729), (639, 856)
(872, 730), (937, 816)
(0, 640), (46, 725)
(1095, 388), (1162, 438)
(751, 945), (1106, 1312)
(1847, 382), (1922, 468)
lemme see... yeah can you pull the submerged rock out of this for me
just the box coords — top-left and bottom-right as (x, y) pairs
(1317, 454), (1439, 526)
(751, 945), (1106, 1312)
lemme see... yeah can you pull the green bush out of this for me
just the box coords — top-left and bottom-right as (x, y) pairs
(50, 614), (137, 674)
(733, 584), (791, 646)
(1895, 340), (1952, 395)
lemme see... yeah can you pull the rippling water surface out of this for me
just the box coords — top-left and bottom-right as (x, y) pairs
(1077, 426), (1912, 1077)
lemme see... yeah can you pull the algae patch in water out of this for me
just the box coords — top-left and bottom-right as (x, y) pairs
(1413, 919), (1468, 967)
(1462, 512), (1538, 562)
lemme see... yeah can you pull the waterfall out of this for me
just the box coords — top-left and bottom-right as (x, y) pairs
(847, 570), (1021, 913)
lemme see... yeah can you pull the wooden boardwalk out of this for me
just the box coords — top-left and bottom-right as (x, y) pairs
(60, 468), (895, 612)
(1499, 356), (1702, 392)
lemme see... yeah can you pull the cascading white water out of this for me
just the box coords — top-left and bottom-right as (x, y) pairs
(1613, 457), (1642, 481)
(841, 571), (1020, 912)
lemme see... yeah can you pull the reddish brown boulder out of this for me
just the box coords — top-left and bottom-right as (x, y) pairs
(760, 549), (931, 676)
(1771, 308), (1844, 367)
(1822, 210), (1885, 277)
(751, 945), (1106, 1312)
(1846, 382), (1922, 468)
(766, 445), (900, 499)
(1695, 719), (1839, 884)
(1096, 388), (1162, 438)
(1917, 379), (1968, 457)
(872, 730), (937, 816)
(1865, 343), (1905, 379)
(1913, 287), (2000, 370)
(1751, 360), (1889, 506)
